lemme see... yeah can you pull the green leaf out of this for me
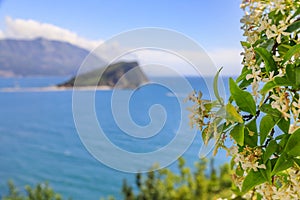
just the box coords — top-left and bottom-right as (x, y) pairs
(241, 41), (251, 48)
(239, 78), (252, 89)
(244, 118), (258, 147)
(274, 76), (291, 85)
(285, 128), (300, 156)
(286, 20), (300, 33)
(254, 47), (277, 73)
(225, 103), (244, 123)
(236, 66), (251, 83)
(272, 153), (294, 175)
(263, 140), (278, 163)
(230, 123), (245, 146)
(260, 77), (291, 95)
(277, 117), (290, 134)
(236, 166), (244, 177)
(229, 78), (256, 115)
(291, 7), (300, 19)
(294, 158), (300, 167)
(260, 104), (281, 119)
(278, 44), (292, 57)
(260, 81), (277, 95)
(260, 38), (275, 52)
(278, 134), (291, 149)
(260, 160), (272, 183)
(213, 67), (224, 105)
(282, 44), (300, 64)
(259, 115), (278, 145)
(286, 64), (300, 88)
(242, 169), (266, 193)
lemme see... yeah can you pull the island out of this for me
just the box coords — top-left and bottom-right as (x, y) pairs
(57, 61), (149, 89)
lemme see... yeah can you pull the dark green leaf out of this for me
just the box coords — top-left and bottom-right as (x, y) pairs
(238, 78), (252, 89)
(260, 81), (277, 95)
(286, 64), (296, 83)
(242, 169), (266, 193)
(236, 66), (251, 83)
(260, 160), (272, 183)
(286, 20), (300, 33)
(230, 123), (245, 146)
(263, 140), (278, 163)
(254, 47), (277, 73)
(229, 78), (256, 115)
(285, 128), (300, 156)
(291, 7), (300, 19)
(260, 77), (291, 95)
(277, 117), (290, 134)
(278, 44), (292, 57)
(244, 119), (258, 147)
(294, 158), (300, 167)
(259, 115), (278, 145)
(278, 134), (291, 149)
(282, 44), (300, 64)
(260, 38), (275, 52)
(274, 76), (291, 85)
(286, 64), (300, 88)
(272, 153), (293, 175)
(260, 104), (281, 119)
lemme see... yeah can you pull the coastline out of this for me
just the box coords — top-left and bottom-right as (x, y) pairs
(0, 85), (113, 92)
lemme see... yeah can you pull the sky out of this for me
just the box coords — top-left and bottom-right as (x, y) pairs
(0, 0), (245, 76)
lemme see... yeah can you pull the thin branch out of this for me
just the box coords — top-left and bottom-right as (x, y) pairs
(262, 128), (275, 148)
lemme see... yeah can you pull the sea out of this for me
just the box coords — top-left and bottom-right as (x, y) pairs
(0, 76), (231, 200)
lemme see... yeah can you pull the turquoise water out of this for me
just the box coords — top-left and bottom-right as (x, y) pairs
(0, 77), (230, 199)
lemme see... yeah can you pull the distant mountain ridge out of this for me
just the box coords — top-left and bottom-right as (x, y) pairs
(58, 61), (149, 89)
(0, 38), (105, 77)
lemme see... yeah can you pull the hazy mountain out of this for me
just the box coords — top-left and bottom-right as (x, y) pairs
(0, 38), (105, 76)
(57, 61), (149, 89)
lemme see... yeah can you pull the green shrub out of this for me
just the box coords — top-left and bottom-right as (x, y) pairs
(2, 181), (67, 200)
(121, 157), (232, 200)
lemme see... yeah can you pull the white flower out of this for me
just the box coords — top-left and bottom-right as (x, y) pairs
(266, 24), (290, 43)
(271, 93), (291, 120)
(247, 33), (259, 44)
(262, 71), (275, 82)
(229, 146), (239, 156)
(246, 68), (261, 97)
(273, 0), (286, 15)
(241, 161), (266, 172)
(241, 46), (256, 66)
(258, 16), (272, 32)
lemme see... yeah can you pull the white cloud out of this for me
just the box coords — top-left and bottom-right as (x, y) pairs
(0, 16), (102, 50)
(0, 16), (243, 76)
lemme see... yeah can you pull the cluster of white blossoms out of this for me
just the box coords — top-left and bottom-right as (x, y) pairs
(255, 167), (300, 200)
(241, 0), (298, 96)
(236, 0), (300, 198)
(185, 91), (209, 130)
(230, 146), (266, 173)
(241, 0), (300, 121)
(291, 98), (300, 132)
(188, 0), (300, 199)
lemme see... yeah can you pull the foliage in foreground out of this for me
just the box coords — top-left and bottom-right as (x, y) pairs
(2, 158), (232, 200)
(188, 0), (300, 199)
(1, 181), (67, 200)
(121, 157), (232, 200)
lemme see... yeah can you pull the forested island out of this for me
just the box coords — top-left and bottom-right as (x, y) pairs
(57, 61), (149, 89)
